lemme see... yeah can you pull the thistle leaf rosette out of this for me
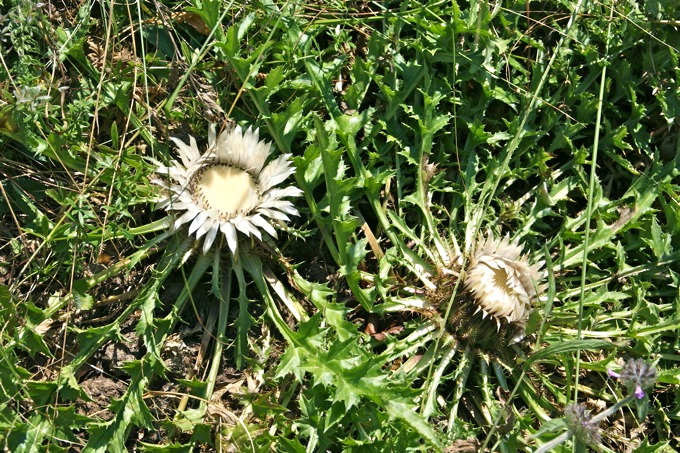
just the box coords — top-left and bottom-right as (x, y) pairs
(155, 124), (302, 255)
(464, 234), (546, 329)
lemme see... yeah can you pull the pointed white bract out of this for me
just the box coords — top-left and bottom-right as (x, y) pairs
(464, 234), (546, 326)
(155, 124), (302, 255)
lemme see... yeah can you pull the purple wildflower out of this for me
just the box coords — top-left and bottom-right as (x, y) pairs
(608, 358), (657, 399)
(563, 403), (601, 446)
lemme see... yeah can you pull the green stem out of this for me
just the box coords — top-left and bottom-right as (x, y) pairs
(241, 254), (297, 345)
(232, 251), (252, 369)
(575, 0), (614, 403)
(422, 342), (458, 418)
(445, 344), (473, 429)
(535, 431), (572, 453)
(466, 0), (585, 245)
(199, 256), (233, 416)
(262, 265), (307, 322)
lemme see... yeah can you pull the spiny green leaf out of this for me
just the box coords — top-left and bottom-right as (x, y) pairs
(71, 279), (94, 310)
(9, 414), (53, 453)
(85, 361), (154, 452)
(385, 399), (442, 449)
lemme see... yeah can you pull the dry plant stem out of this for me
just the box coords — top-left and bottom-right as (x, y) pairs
(163, 0), (238, 114)
(357, 211), (384, 260)
(6, 233), (179, 355)
(52, 237), (198, 400)
(589, 393), (638, 423)
(94, 289), (140, 307)
(76, 290), (140, 325)
(198, 305), (220, 381)
(10, 213), (69, 293)
(45, 229), (170, 318)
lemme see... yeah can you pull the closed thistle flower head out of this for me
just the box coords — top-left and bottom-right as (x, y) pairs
(154, 124), (302, 255)
(464, 233), (546, 328)
(563, 403), (601, 447)
(609, 358), (657, 399)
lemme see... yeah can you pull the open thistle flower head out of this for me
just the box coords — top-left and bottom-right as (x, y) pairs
(155, 124), (302, 255)
(464, 233), (546, 328)
(563, 403), (601, 446)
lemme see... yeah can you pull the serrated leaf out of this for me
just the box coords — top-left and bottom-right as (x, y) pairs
(0, 284), (14, 317)
(72, 279), (94, 310)
(385, 399), (441, 449)
(9, 414), (52, 453)
(339, 239), (374, 311)
(335, 109), (372, 137)
(270, 96), (309, 152)
(642, 217), (671, 260)
(292, 273), (357, 339)
(85, 361), (154, 452)
(275, 339), (304, 381)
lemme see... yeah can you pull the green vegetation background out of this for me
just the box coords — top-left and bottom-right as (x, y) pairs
(0, 0), (679, 451)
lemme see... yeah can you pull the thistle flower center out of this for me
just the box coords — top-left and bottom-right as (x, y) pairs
(490, 265), (511, 292)
(191, 164), (260, 219)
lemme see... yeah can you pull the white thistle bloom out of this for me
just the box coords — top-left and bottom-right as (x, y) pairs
(464, 234), (546, 328)
(155, 124), (302, 255)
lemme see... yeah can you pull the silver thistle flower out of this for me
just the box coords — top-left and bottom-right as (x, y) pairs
(155, 124), (302, 255)
(464, 234), (546, 329)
